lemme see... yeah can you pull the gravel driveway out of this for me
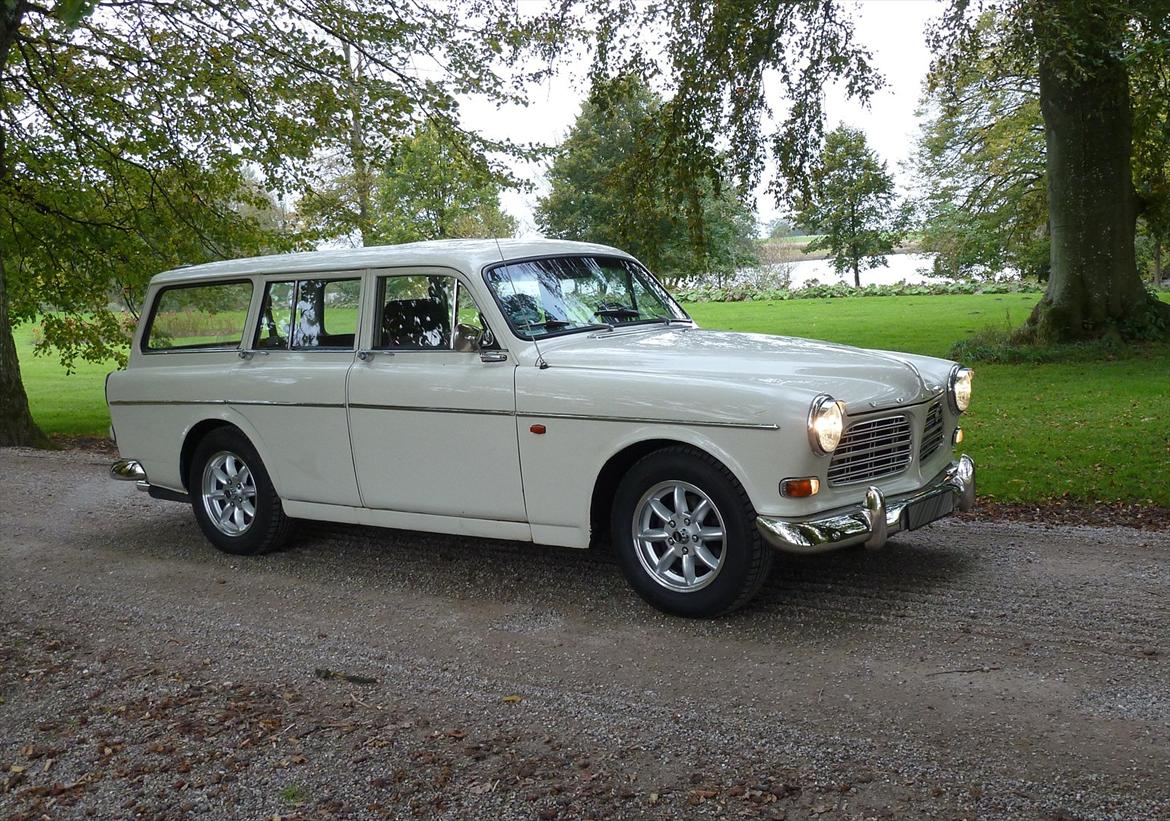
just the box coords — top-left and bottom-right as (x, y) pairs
(1, 447), (1167, 820)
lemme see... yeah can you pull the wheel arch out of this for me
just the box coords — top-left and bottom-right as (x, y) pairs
(178, 411), (280, 493)
(588, 434), (752, 548)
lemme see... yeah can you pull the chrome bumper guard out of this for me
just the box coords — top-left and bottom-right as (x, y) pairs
(757, 454), (975, 554)
(110, 459), (151, 492)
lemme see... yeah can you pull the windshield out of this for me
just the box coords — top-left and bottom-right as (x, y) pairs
(485, 255), (690, 339)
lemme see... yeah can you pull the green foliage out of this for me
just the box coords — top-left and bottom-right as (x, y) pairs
(928, 0), (1170, 342)
(1, 0), (562, 369)
(764, 219), (798, 240)
(916, 7), (1170, 283)
(370, 121), (517, 244)
(795, 126), (906, 286)
(914, 12), (1049, 281)
(590, 2), (881, 208)
(536, 76), (757, 281)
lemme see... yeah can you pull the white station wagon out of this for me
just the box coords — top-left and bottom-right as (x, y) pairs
(108, 239), (975, 616)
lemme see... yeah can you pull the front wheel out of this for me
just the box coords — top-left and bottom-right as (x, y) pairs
(611, 446), (772, 617)
(189, 428), (292, 555)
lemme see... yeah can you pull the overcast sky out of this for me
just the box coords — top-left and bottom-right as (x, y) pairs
(459, 0), (941, 237)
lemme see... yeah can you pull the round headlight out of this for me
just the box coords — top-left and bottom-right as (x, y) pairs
(949, 366), (974, 413)
(808, 395), (845, 455)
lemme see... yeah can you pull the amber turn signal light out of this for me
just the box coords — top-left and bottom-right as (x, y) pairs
(780, 477), (820, 498)
(953, 427), (964, 445)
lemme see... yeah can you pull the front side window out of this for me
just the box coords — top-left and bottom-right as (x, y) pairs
(485, 256), (689, 339)
(254, 278), (361, 350)
(376, 275), (455, 350)
(145, 281), (253, 351)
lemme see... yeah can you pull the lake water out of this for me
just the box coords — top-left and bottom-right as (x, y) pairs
(784, 253), (939, 287)
(725, 252), (1022, 289)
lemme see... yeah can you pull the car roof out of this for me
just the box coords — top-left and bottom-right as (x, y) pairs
(149, 238), (634, 286)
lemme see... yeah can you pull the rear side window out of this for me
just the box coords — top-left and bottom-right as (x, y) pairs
(255, 277), (361, 350)
(145, 281), (253, 351)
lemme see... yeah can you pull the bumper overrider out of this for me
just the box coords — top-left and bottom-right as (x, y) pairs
(757, 455), (975, 553)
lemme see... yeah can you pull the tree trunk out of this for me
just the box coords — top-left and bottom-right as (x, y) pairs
(1026, 2), (1170, 342)
(1155, 238), (1163, 285)
(852, 256), (860, 288)
(0, 256), (50, 448)
(343, 43), (373, 246)
(1, 2), (50, 447)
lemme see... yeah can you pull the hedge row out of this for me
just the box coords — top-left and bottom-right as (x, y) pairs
(674, 279), (1048, 303)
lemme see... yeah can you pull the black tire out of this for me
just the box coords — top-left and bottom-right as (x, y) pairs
(611, 446), (772, 617)
(188, 427), (292, 555)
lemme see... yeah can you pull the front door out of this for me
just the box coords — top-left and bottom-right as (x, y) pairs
(346, 269), (526, 521)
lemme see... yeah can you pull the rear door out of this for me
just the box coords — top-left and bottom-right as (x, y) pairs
(231, 275), (362, 506)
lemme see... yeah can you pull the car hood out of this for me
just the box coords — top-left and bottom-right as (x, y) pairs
(536, 326), (949, 412)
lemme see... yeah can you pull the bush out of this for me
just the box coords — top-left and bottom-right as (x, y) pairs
(675, 277), (1046, 303)
(949, 326), (1138, 364)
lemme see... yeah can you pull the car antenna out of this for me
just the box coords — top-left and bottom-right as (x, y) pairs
(495, 237), (548, 369)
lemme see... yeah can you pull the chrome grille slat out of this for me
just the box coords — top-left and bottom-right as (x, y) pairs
(920, 401), (945, 462)
(828, 413), (913, 486)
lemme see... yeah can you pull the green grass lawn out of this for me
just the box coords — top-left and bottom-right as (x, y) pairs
(14, 324), (117, 438)
(14, 293), (1170, 506)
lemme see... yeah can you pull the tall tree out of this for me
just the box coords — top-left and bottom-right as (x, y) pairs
(591, 0), (1167, 342)
(587, 2), (881, 242)
(0, 0), (561, 446)
(913, 12), (1048, 281)
(930, 0), (1170, 342)
(369, 120), (516, 244)
(797, 125), (905, 287)
(537, 76), (757, 281)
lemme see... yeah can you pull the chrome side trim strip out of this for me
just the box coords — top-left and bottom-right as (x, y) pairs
(108, 399), (776, 429)
(517, 411), (778, 430)
(109, 399), (345, 409)
(231, 400), (345, 409)
(109, 399), (226, 406)
(349, 403), (514, 416)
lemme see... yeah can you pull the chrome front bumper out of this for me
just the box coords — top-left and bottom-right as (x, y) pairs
(757, 454), (975, 554)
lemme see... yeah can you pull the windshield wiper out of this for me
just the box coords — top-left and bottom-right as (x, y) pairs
(518, 319), (614, 334)
(595, 306), (642, 320)
(518, 319), (573, 331)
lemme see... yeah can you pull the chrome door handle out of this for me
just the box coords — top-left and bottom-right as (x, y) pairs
(480, 351), (508, 363)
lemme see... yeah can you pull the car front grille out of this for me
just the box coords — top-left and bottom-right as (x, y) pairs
(919, 400), (945, 461)
(828, 414), (914, 486)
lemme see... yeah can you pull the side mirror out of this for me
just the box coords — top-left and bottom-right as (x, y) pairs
(477, 328), (498, 350)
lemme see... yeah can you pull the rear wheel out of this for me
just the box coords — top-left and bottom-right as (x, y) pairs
(612, 446), (772, 617)
(189, 428), (292, 555)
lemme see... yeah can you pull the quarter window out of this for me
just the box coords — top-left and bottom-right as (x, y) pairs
(145, 281), (253, 351)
